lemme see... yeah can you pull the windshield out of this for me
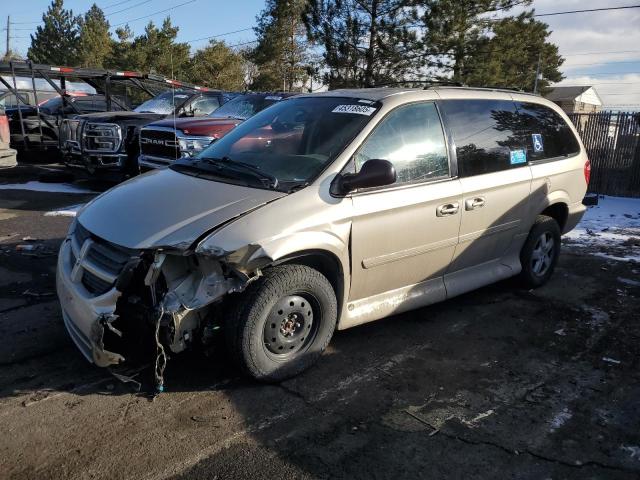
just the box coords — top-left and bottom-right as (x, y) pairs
(134, 90), (191, 114)
(36, 96), (64, 114)
(170, 96), (380, 192)
(209, 94), (284, 120)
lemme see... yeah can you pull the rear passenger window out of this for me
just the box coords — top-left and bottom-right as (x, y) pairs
(440, 99), (526, 177)
(355, 102), (449, 185)
(515, 102), (580, 161)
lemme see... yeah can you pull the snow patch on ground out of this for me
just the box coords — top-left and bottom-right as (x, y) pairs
(617, 276), (640, 287)
(0, 181), (97, 194)
(43, 204), (84, 217)
(564, 196), (640, 262)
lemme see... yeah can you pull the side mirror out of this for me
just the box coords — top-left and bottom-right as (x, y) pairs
(332, 159), (396, 195)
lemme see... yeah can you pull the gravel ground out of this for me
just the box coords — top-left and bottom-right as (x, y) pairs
(1, 168), (639, 480)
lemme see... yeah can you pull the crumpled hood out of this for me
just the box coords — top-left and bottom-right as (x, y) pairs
(77, 168), (285, 250)
(77, 111), (166, 123)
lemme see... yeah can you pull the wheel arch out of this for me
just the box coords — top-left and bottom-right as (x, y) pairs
(272, 249), (346, 325)
(540, 202), (569, 232)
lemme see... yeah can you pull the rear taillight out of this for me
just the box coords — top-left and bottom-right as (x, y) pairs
(584, 159), (591, 185)
(0, 115), (9, 144)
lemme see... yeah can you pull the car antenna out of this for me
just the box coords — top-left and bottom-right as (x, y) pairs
(171, 52), (177, 157)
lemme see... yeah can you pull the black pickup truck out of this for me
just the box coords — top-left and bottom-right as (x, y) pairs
(7, 93), (123, 161)
(60, 89), (235, 179)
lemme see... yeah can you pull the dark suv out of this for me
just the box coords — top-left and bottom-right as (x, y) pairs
(60, 89), (233, 178)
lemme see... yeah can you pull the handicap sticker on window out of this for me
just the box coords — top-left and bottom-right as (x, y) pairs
(510, 149), (527, 165)
(532, 133), (544, 152)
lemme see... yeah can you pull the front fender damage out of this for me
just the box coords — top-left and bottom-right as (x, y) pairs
(88, 242), (270, 373)
(90, 314), (125, 367)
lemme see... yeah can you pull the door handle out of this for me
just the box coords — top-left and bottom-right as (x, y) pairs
(436, 202), (459, 217)
(465, 196), (486, 210)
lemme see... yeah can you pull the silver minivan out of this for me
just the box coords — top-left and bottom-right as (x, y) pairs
(56, 87), (588, 384)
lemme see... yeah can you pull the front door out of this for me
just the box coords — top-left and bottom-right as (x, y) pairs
(346, 102), (461, 325)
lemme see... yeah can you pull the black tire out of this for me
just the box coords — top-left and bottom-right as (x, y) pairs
(225, 264), (337, 382)
(519, 215), (561, 288)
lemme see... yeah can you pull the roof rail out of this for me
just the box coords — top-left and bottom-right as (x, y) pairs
(370, 80), (465, 88)
(475, 85), (527, 93)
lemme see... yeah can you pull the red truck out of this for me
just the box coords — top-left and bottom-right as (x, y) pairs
(138, 92), (297, 170)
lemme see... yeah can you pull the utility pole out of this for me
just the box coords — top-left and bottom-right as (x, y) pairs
(5, 16), (10, 58)
(533, 52), (542, 94)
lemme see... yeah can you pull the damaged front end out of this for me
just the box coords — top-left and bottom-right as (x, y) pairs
(56, 220), (265, 379)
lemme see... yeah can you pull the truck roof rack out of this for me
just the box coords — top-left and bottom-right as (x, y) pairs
(0, 60), (214, 152)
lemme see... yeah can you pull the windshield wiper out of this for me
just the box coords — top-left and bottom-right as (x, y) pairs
(199, 157), (279, 189)
(287, 182), (309, 193)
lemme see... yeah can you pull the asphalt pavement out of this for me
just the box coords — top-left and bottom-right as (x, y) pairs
(1, 167), (639, 480)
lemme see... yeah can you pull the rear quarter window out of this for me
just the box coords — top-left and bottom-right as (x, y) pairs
(514, 102), (581, 161)
(439, 99), (527, 177)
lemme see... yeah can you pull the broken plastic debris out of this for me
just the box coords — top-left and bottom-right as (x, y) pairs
(22, 289), (55, 298)
(602, 357), (621, 364)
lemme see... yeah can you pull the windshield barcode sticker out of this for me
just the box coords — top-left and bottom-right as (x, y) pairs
(332, 104), (377, 116)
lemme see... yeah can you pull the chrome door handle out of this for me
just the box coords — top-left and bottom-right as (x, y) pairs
(436, 203), (459, 217)
(465, 196), (486, 210)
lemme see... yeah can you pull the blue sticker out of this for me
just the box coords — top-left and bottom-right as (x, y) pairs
(510, 149), (527, 165)
(532, 134), (544, 152)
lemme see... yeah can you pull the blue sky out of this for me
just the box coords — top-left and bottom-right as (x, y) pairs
(4, 0), (640, 107)
(6, 0), (264, 53)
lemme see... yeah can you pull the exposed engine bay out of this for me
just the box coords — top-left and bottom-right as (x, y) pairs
(59, 220), (267, 392)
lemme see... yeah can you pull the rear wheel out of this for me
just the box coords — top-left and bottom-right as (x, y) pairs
(519, 215), (561, 288)
(225, 264), (337, 382)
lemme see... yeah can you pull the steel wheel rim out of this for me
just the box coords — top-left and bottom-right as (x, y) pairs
(531, 231), (555, 276)
(263, 293), (319, 360)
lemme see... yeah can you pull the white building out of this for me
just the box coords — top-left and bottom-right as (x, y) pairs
(545, 86), (603, 114)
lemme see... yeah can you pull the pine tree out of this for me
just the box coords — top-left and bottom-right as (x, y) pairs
(421, 0), (530, 84)
(463, 12), (564, 92)
(107, 25), (135, 71)
(188, 41), (246, 90)
(27, 0), (80, 65)
(77, 4), (112, 68)
(305, 0), (419, 89)
(252, 0), (313, 91)
(131, 19), (191, 79)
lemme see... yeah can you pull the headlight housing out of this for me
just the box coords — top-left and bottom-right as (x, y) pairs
(177, 136), (215, 157)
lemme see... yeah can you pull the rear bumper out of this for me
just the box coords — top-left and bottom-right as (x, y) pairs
(563, 200), (587, 234)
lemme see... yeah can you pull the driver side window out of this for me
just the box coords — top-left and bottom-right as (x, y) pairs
(189, 96), (220, 116)
(354, 102), (449, 185)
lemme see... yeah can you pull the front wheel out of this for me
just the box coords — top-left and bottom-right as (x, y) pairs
(225, 265), (337, 382)
(519, 215), (561, 288)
